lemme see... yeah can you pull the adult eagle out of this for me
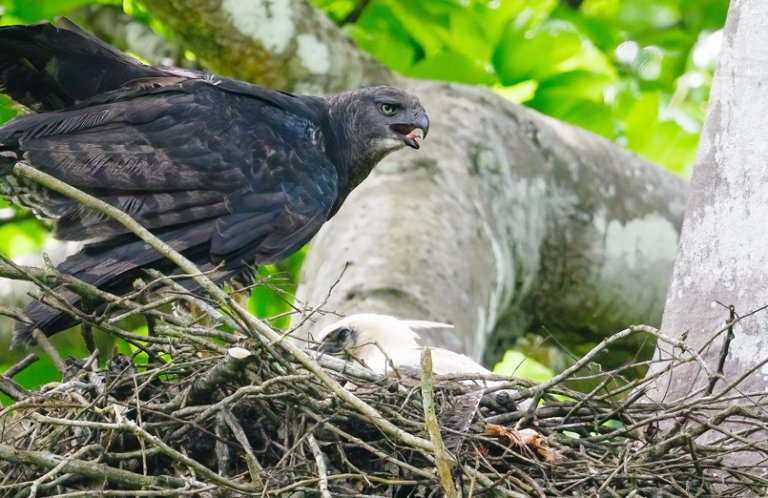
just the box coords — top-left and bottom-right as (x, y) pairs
(0, 19), (428, 347)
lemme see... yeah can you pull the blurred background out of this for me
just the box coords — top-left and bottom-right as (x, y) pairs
(0, 0), (728, 397)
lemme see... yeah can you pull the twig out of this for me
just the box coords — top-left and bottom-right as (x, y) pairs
(307, 433), (332, 498)
(222, 410), (264, 485)
(27, 444), (101, 497)
(122, 418), (260, 493)
(0, 376), (29, 401)
(517, 324), (714, 402)
(3, 353), (39, 377)
(706, 304), (736, 396)
(0, 443), (199, 490)
(420, 348), (458, 497)
(30, 489), (216, 497)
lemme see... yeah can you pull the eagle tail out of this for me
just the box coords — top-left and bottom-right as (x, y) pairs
(11, 224), (244, 348)
(11, 289), (83, 348)
(0, 17), (165, 111)
(11, 242), (153, 348)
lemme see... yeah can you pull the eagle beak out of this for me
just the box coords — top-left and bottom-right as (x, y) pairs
(392, 113), (430, 150)
(403, 128), (424, 149)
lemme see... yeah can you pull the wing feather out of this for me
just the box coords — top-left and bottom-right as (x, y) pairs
(1, 67), (341, 345)
(3, 76), (338, 270)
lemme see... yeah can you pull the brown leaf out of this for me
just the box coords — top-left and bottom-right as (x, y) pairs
(484, 423), (563, 462)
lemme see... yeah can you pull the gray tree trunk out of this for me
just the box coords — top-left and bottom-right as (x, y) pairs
(296, 82), (686, 367)
(647, 0), (768, 426)
(1, 0), (688, 368)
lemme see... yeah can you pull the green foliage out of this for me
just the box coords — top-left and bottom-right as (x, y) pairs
(317, 0), (728, 174)
(247, 248), (307, 330)
(493, 350), (553, 382)
(0, 0), (118, 24)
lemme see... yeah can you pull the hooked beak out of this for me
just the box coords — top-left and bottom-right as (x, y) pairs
(391, 113), (430, 150)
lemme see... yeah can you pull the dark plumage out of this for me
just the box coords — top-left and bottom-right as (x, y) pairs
(0, 18), (429, 347)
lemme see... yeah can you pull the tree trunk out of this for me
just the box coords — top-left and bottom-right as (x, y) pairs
(647, 0), (768, 458)
(296, 81), (686, 367)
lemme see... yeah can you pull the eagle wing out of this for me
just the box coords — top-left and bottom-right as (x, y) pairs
(2, 77), (337, 271)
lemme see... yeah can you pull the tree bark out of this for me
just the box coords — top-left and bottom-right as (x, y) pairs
(647, 0), (768, 440)
(140, 0), (394, 93)
(296, 82), (686, 367)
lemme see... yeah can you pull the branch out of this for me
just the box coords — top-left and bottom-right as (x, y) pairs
(139, 0), (393, 92)
(0, 443), (198, 490)
(306, 434), (331, 498)
(420, 348), (458, 497)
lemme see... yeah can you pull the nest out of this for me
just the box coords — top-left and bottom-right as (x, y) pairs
(1, 282), (768, 498)
(1, 173), (767, 497)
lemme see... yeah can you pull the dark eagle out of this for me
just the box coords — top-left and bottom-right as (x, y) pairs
(0, 19), (428, 347)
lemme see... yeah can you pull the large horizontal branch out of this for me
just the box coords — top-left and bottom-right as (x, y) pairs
(121, 0), (687, 365)
(296, 81), (687, 368)
(139, 0), (394, 93)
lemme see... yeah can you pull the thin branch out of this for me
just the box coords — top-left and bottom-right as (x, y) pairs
(307, 433), (332, 498)
(0, 443), (199, 490)
(420, 348), (458, 497)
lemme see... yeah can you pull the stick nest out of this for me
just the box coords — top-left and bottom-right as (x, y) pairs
(1, 277), (767, 498)
(0, 163), (765, 496)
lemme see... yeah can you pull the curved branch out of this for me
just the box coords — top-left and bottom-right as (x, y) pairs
(139, 0), (394, 92)
(297, 82), (686, 367)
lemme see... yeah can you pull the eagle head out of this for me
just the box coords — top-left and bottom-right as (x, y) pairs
(324, 86), (429, 167)
(312, 314), (456, 375)
(361, 86), (429, 151)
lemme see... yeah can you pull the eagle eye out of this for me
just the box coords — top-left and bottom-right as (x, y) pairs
(379, 103), (397, 116)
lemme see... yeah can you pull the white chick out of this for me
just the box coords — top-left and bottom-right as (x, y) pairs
(314, 313), (503, 389)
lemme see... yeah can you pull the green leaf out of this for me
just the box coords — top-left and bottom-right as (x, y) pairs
(409, 50), (497, 85)
(387, 1), (446, 59)
(494, 80), (539, 104)
(247, 246), (306, 330)
(1, 0), (120, 24)
(0, 94), (19, 123)
(621, 92), (698, 173)
(0, 216), (49, 258)
(494, 19), (615, 85)
(347, 24), (416, 73)
(445, 9), (492, 61)
(527, 71), (618, 138)
(310, 0), (359, 23)
(493, 350), (553, 382)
